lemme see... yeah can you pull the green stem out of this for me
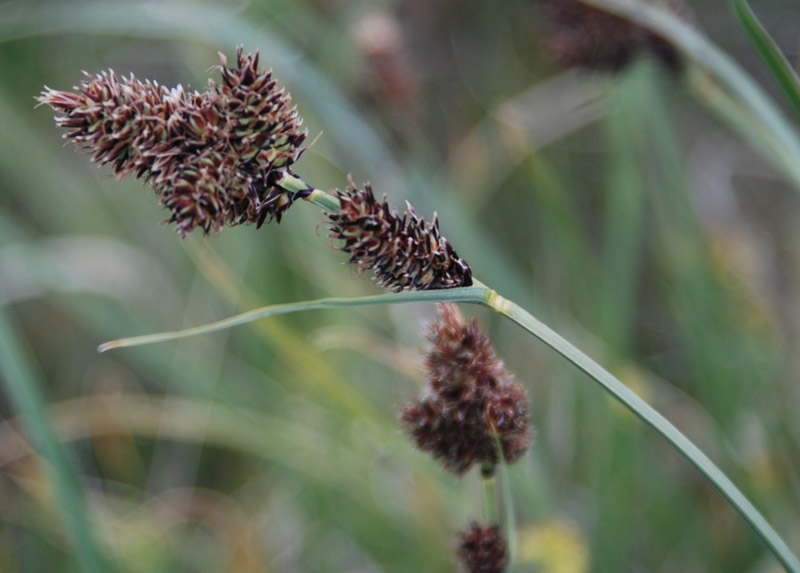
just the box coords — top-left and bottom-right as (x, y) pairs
(494, 444), (517, 571)
(483, 471), (499, 524)
(97, 286), (488, 352)
(307, 188), (341, 211)
(274, 170), (341, 211)
(273, 170), (311, 194)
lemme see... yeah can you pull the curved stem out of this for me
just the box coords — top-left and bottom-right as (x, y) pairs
(474, 279), (800, 572)
(306, 188), (341, 211)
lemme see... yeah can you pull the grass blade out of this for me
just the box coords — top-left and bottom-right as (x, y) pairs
(0, 306), (110, 571)
(733, 0), (800, 119)
(486, 288), (800, 572)
(98, 286), (490, 352)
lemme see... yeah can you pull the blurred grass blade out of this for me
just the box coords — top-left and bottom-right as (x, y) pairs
(580, 0), (800, 192)
(98, 286), (491, 352)
(0, 306), (110, 571)
(733, 0), (800, 119)
(487, 291), (800, 572)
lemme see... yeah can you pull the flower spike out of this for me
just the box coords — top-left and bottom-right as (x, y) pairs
(326, 181), (473, 292)
(400, 303), (532, 475)
(38, 47), (308, 235)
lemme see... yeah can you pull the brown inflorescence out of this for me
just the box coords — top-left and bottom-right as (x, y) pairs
(457, 523), (507, 573)
(539, 0), (691, 72)
(38, 47), (308, 235)
(400, 303), (531, 475)
(326, 181), (473, 292)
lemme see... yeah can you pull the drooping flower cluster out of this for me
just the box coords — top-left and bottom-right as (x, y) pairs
(457, 523), (507, 573)
(326, 182), (473, 292)
(539, 0), (690, 72)
(38, 48), (308, 235)
(400, 303), (531, 475)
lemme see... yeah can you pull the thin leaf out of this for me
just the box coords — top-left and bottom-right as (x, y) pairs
(733, 0), (800, 119)
(98, 286), (490, 352)
(0, 306), (110, 571)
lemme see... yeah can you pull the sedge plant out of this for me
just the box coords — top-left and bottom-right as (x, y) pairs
(25, 0), (800, 569)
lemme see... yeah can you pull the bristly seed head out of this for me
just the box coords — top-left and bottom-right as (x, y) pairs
(457, 523), (507, 573)
(326, 181), (473, 292)
(400, 303), (532, 475)
(37, 47), (308, 236)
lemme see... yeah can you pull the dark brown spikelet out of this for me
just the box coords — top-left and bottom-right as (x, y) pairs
(38, 47), (308, 235)
(539, 0), (692, 72)
(326, 182), (472, 292)
(457, 523), (507, 573)
(400, 303), (531, 475)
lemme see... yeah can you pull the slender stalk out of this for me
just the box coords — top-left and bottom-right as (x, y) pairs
(482, 471), (499, 524)
(494, 444), (517, 572)
(273, 171), (311, 194)
(274, 170), (342, 211)
(97, 286), (489, 352)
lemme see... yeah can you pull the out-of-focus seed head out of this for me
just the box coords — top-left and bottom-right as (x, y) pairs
(539, 0), (691, 72)
(38, 47), (308, 235)
(400, 303), (532, 475)
(457, 523), (507, 573)
(326, 181), (473, 292)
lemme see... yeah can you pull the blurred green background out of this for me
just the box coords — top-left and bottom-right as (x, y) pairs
(1, 0), (800, 570)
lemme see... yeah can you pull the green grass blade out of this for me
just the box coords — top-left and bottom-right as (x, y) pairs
(580, 0), (800, 192)
(733, 0), (800, 119)
(0, 306), (110, 572)
(484, 288), (800, 572)
(98, 286), (491, 352)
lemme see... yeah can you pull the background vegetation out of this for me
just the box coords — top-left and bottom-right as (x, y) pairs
(1, 0), (799, 570)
